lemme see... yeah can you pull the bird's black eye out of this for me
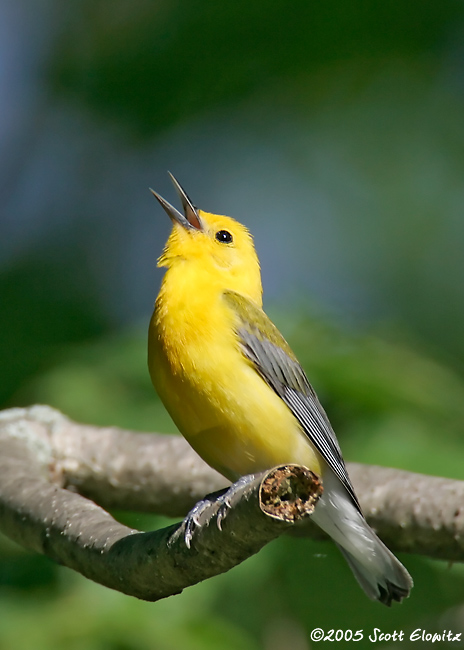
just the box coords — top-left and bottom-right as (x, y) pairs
(215, 229), (233, 244)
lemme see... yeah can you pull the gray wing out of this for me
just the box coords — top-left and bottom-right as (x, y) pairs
(224, 290), (361, 512)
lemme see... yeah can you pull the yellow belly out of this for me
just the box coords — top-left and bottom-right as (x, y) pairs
(149, 313), (322, 482)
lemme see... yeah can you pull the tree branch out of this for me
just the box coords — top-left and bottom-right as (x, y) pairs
(1, 405), (464, 601)
(0, 406), (322, 600)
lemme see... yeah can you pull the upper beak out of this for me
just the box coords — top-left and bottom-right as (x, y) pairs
(150, 172), (202, 231)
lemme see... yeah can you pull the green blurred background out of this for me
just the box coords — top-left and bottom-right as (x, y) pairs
(2, 0), (464, 647)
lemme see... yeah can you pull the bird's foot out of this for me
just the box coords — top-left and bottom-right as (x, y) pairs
(216, 473), (259, 531)
(183, 488), (227, 549)
(183, 473), (259, 548)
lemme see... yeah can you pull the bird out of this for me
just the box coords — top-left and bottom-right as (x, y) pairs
(148, 172), (413, 606)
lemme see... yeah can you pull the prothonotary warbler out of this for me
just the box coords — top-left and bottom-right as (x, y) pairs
(148, 173), (413, 606)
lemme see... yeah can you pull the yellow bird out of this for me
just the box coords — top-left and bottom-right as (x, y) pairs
(148, 173), (412, 606)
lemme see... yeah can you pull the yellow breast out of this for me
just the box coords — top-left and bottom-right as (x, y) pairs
(148, 266), (321, 481)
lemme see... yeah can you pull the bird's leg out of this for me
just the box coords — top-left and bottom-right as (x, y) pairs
(216, 473), (260, 531)
(183, 473), (260, 548)
(183, 487), (229, 548)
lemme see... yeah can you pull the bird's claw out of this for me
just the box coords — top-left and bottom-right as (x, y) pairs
(183, 497), (214, 549)
(183, 474), (259, 548)
(184, 515), (198, 549)
(215, 473), (259, 532)
(216, 494), (232, 531)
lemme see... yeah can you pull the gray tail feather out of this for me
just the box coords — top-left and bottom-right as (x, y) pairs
(311, 468), (413, 605)
(336, 544), (412, 606)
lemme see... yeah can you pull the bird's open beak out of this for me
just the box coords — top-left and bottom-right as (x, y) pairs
(150, 172), (202, 231)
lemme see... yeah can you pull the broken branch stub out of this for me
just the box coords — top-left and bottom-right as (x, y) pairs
(259, 465), (323, 522)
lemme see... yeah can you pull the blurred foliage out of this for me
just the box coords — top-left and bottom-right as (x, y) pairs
(0, 252), (108, 407)
(5, 315), (464, 648)
(3, 0), (464, 647)
(51, 0), (463, 137)
(16, 312), (464, 480)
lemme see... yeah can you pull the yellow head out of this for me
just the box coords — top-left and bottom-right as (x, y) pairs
(151, 173), (262, 305)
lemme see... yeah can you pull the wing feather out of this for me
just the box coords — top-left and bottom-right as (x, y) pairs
(223, 290), (361, 511)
